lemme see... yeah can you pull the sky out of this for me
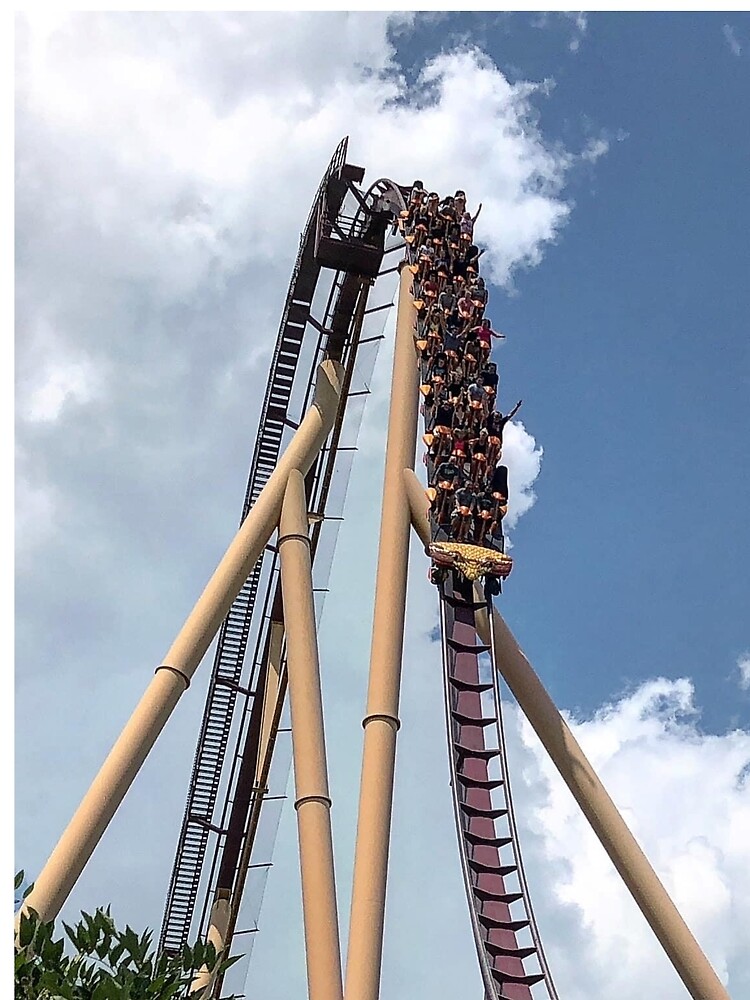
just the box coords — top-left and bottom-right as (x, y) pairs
(14, 11), (750, 1000)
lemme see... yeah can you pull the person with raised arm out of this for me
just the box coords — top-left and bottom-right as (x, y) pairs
(486, 399), (523, 443)
(459, 211), (474, 244)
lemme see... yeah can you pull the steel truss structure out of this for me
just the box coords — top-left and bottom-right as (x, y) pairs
(20, 140), (731, 1000)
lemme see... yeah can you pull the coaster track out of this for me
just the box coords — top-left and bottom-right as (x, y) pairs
(438, 583), (557, 999)
(406, 204), (559, 996)
(160, 140), (557, 1000)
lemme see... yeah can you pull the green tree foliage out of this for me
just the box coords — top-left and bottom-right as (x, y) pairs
(14, 872), (240, 1000)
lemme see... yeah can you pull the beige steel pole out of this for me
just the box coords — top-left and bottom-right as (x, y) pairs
(190, 890), (231, 995)
(345, 263), (419, 1000)
(279, 469), (343, 1000)
(402, 468), (431, 549)
(21, 360), (345, 928)
(482, 605), (729, 1000)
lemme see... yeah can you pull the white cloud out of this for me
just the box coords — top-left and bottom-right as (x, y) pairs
(23, 356), (100, 424)
(19, 13), (703, 1000)
(565, 12), (588, 53)
(580, 136), (610, 163)
(532, 11), (589, 54)
(244, 628), (749, 999)
(501, 419), (543, 530)
(510, 676), (750, 998)
(722, 23), (742, 58)
(737, 653), (750, 691)
(15, 14), (582, 559)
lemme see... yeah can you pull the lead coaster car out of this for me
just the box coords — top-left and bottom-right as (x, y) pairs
(428, 540), (513, 582)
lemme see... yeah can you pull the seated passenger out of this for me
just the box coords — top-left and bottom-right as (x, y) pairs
(473, 318), (503, 364)
(451, 484), (476, 542)
(486, 428), (502, 468)
(422, 276), (439, 305)
(451, 424), (469, 466)
(401, 180), (425, 223)
(409, 180), (425, 203)
(479, 361), (499, 403)
(433, 459), (462, 525)
(434, 457), (462, 486)
(460, 211), (474, 243)
(457, 294), (474, 329)
(447, 224), (461, 254)
(439, 194), (457, 216)
(412, 207), (430, 248)
(451, 272), (468, 302)
(474, 490), (496, 547)
(416, 243), (436, 281)
(438, 285), (457, 317)
(430, 397), (455, 459)
(468, 277), (488, 315)
(469, 427), (489, 486)
(453, 190), (467, 216)
(435, 256), (451, 288)
(443, 322), (464, 364)
(463, 333), (481, 379)
(486, 399), (523, 442)
(430, 213), (447, 245)
(463, 242), (484, 276)
(466, 380), (488, 427)
(446, 368), (465, 405)
(424, 310), (443, 357)
(489, 463), (510, 528)
(452, 390), (468, 430)
(425, 351), (449, 392)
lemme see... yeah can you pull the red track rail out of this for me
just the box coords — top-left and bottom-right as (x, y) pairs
(439, 583), (557, 998)
(405, 194), (558, 995)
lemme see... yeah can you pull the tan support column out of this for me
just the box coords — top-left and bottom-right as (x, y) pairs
(345, 264), (419, 1000)
(190, 890), (231, 995)
(481, 605), (730, 1000)
(402, 467), (431, 549)
(279, 469), (343, 1000)
(21, 360), (344, 928)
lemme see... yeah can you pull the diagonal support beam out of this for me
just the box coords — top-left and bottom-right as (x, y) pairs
(478, 601), (730, 1000)
(189, 891), (231, 995)
(402, 468), (431, 549)
(280, 469), (343, 1000)
(20, 360), (345, 929)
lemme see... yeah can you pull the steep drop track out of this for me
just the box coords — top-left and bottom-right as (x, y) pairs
(438, 582), (557, 999)
(409, 244), (558, 995)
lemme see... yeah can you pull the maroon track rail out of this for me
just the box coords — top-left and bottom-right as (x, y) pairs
(405, 195), (558, 995)
(439, 583), (557, 999)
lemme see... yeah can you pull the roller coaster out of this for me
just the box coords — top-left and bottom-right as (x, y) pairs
(158, 138), (554, 1000)
(20, 139), (731, 1000)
